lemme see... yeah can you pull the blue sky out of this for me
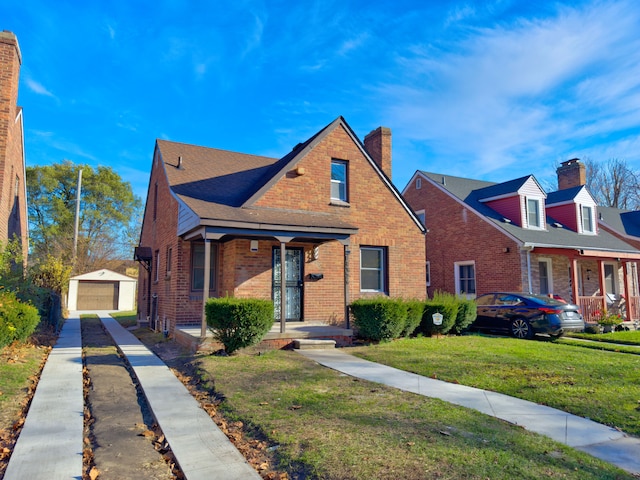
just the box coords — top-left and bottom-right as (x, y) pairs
(4, 0), (640, 201)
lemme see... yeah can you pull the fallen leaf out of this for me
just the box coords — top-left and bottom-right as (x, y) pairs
(89, 466), (100, 480)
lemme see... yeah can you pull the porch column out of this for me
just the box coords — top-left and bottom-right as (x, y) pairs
(344, 243), (351, 329)
(570, 257), (580, 305)
(201, 239), (211, 338)
(622, 261), (630, 320)
(280, 241), (286, 333)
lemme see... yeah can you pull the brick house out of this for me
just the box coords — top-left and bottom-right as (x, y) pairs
(0, 31), (28, 260)
(136, 117), (425, 342)
(403, 159), (640, 324)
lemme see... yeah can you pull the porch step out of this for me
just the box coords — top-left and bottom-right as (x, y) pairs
(293, 338), (336, 350)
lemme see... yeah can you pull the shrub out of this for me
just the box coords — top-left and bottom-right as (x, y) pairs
(0, 291), (41, 349)
(402, 299), (424, 337)
(419, 291), (458, 336)
(451, 297), (477, 334)
(205, 297), (274, 354)
(351, 298), (407, 342)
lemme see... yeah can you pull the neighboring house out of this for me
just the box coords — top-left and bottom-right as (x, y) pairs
(136, 116), (425, 339)
(403, 158), (640, 324)
(0, 31), (28, 259)
(68, 269), (137, 311)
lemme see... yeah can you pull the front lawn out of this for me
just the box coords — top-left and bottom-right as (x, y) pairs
(350, 335), (640, 437)
(190, 347), (634, 479)
(567, 329), (640, 346)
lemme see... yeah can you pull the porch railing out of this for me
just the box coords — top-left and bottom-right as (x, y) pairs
(578, 295), (640, 323)
(577, 296), (605, 324)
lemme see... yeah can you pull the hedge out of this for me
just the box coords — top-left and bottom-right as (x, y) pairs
(451, 297), (477, 334)
(205, 297), (274, 354)
(351, 298), (405, 342)
(0, 291), (41, 349)
(419, 291), (459, 336)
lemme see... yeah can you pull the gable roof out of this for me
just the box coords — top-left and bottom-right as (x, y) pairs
(417, 171), (639, 255)
(476, 175), (544, 201)
(71, 269), (136, 282)
(155, 117), (423, 239)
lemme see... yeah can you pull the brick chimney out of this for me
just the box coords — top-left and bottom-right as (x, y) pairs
(557, 158), (586, 190)
(364, 126), (392, 179)
(0, 31), (22, 164)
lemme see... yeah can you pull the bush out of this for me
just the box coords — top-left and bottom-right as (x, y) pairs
(351, 298), (408, 342)
(402, 299), (424, 337)
(419, 291), (459, 336)
(451, 297), (477, 334)
(205, 297), (274, 354)
(0, 291), (41, 349)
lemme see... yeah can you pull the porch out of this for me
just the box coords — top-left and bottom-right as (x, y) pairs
(578, 295), (640, 329)
(174, 321), (353, 353)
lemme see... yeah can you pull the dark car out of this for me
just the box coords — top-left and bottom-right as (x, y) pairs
(473, 292), (585, 339)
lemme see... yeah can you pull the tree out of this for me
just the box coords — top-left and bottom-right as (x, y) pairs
(26, 161), (142, 273)
(583, 158), (640, 210)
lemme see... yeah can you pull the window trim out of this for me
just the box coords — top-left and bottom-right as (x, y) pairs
(416, 209), (426, 227)
(581, 205), (595, 234)
(525, 197), (543, 229)
(538, 258), (553, 295)
(330, 159), (348, 203)
(360, 246), (387, 293)
(426, 261), (431, 287)
(165, 246), (172, 279)
(154, 250), (160, 283)
(416, 177), (422, 189)
(454, 261), (476, 299)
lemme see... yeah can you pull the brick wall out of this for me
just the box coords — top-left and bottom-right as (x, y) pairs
(403, 175), (522, 297)
(0, 31), (28, 258)
(254, 123), (426, 315)
(140, 123), (426, 334)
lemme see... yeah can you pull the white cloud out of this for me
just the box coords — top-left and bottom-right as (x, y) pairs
(377, 0), (640, 178)
(24, 76), (55, 97)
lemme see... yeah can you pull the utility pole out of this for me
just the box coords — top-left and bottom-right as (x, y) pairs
(73, 169), (82, 267)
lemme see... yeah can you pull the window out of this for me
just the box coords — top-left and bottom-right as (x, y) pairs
(581, 205), (594, 233)
(331, 160), (348, 202)
(192, 242), (217, 291)
(526, 198), (541, 228)
(416, 177), (422, 189)
(426, 261), (431, 287)
(166, 246), (172, 277)
(360, 247), (386, 292)
(416, 210), (425, 226)
(538, 259), (553, 295)
(454, 261), (476, 298)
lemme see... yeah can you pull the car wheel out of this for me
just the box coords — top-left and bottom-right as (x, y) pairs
(511, 318), (533, 339)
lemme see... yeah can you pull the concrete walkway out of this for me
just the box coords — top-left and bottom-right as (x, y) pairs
(4, 312), (260, 480)
(4, 317), (84, 480)
(298, 348), (640, 476)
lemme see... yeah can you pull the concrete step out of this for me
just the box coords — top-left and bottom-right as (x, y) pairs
(293, 338), (336, 350)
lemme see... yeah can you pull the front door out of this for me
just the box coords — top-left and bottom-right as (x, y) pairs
(272, 248), (303, 321)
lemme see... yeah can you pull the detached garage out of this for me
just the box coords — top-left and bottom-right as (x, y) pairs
(68, 269), (137, 311)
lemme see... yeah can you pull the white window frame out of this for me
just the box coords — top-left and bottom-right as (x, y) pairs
(416, 177), (422, 189)
(330, 160), (348, 202)
(525, 197), (544, 229)
(360, 247), (386, 293)
(416, 209), (425, 226)
(538, 258), (553, 295)
(454, 261), (476, 299)
(580, 205), (595, 234)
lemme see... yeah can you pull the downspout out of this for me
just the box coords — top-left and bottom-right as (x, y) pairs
(344, 243), (351, 329)
(522, 245), (534, 294)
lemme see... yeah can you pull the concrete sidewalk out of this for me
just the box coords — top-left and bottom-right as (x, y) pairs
(4, 313), (260, 480)
(298, 348), (640, 476)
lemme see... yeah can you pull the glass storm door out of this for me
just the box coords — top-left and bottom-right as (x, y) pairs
(272, 248), (303, 321)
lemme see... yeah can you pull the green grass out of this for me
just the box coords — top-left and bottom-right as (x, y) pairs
(567, 330), (640, 346)
(190, 348), (634, 479)
(0, 344), (48, 430)
(109, 310), (137, 327)
(350, 335), (640, 437)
